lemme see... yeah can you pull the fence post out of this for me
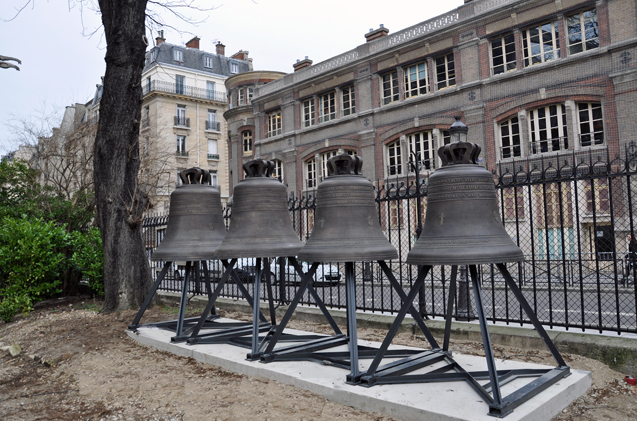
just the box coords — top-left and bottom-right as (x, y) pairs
(456, 265), (474, 321)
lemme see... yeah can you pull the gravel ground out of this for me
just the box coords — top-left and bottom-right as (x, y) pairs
(1, 296), (636, 421)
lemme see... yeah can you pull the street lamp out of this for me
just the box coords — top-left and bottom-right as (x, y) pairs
(448, 117), (475, 320)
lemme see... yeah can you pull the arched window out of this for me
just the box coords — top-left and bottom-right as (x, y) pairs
(272, 159), (283, 182)
(577, 102), (604, 147)
(528, 104), (568, 154)
(386, 140), (402, 176)
(499, 116), (521, 159)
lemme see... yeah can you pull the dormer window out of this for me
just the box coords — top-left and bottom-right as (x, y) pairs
(204, 55), (213, 68)
(230, 62), (239, 73)
(173, 48), (183, 62)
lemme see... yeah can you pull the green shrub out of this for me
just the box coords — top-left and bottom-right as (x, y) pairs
(71, 227), (104, 296)
(0, 217), (71, 322)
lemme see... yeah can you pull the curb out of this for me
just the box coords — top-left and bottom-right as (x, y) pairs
(156, 291), (637, 376)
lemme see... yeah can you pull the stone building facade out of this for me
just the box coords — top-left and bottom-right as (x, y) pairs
(141, 33), (252, 210)
(224, 70), (286, 192)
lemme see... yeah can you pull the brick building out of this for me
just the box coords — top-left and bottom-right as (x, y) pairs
(231, 0), (637, 259)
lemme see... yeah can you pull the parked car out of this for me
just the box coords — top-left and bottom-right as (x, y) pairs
(271, 257), (342, 286)
(233, 258), (275, 284)
(159, 258), (343, 286)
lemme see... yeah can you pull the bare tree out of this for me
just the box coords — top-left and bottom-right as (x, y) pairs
(92, 0), (151, 312)
(7, 0), (215, 311)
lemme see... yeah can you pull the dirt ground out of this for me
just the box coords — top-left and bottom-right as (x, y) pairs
(1, 296), (636, 421)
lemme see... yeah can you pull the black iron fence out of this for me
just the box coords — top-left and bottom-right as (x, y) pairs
(143, 143), (637, 335)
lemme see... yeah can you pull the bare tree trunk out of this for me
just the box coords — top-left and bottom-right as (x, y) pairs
(95, 0), (152, 312)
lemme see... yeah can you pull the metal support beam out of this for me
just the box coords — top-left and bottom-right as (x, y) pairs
(129, 261), (171, 330)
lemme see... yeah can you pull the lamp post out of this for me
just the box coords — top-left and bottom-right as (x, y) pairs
(409, 150), (428, 319)
(448, 117), (475, 321)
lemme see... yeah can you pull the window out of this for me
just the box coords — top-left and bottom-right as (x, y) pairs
(584, 179), (610, 214)
(142, 106), (150, 128)
(318, 92), (335, 123)
(272, 159), (283, 181)
(207, 139), (218, 160)
(176, 75), (185, 95)
(404, 62), (429, 98)
(408, 131), (436, 170)
(173, 48), (183, 62)
(306, 158), (317, 189)
(204, 56), (213, 68)
(206, 110), (217, 131)
(206, 81), (216, 101)
(175, 105), (187, 127)
(382, 71), (399, 105)
(230, 62), (239, 73)
(303, 98), (314, 127)
(342, 86), (356, 116)
(567, 9), (599, 55)
(266, 110), (282, 138)
(577, 102), (604, 147)
(389, 202), (404, 228)
(491, 33), (517, 75)
(502, 187), (525, 220)
(248, 88), (254, 104)
(145, 76), (151, 94)
(535, 183), (574, 259)
(387, 140), (402, 176)
(442, 130), (451, 145)
(435, 53), (455, 90)
(522, 21), (560, 66)
(320, 150), (339, 179)
(210, 171), (218, 187)
(242, 131), (253, 154)
(499, 116), (521, 159)
(528, 104), (568, 154)
(176, 135), (187, 156)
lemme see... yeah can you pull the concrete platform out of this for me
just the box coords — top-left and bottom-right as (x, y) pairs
(127, 320), (591, 421)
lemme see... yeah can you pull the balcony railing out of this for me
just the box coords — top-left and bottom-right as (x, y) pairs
(579, 131), (605, 148)
(176, 150), (189, 157)
(174, 116), (190, 127)
(500, 144), (522, 160)
(206, 120), (220, 131)
(143, 80), (227, 104)
(207, 153), (219, 160)
(529, 137), (568, 155)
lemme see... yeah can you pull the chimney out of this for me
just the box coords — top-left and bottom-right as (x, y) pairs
(365, 24), (389, 43)
(231, 50), (249, 60)
(216, 41), (225, 56)
(156, 30), (165, 45)
(293, 56), (313, 72)
(186, 36), (200, 49)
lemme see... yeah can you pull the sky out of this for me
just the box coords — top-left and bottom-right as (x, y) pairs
(0, 0), (464, 154)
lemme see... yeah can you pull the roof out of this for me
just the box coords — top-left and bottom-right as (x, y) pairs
(143, 42), (251, 77)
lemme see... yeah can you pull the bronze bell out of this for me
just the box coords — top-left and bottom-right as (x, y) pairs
(152, 167), (226, 261)
(298, 154), (397, 262)
(407, 121), (524, 266)
(215, 159), (304, 259)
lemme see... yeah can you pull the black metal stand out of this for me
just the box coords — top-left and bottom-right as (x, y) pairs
(359, 263), (570, 418)
(128, 260), (219, 337)
(253, 259), (427, 383)
(184, 258), (277, 346)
